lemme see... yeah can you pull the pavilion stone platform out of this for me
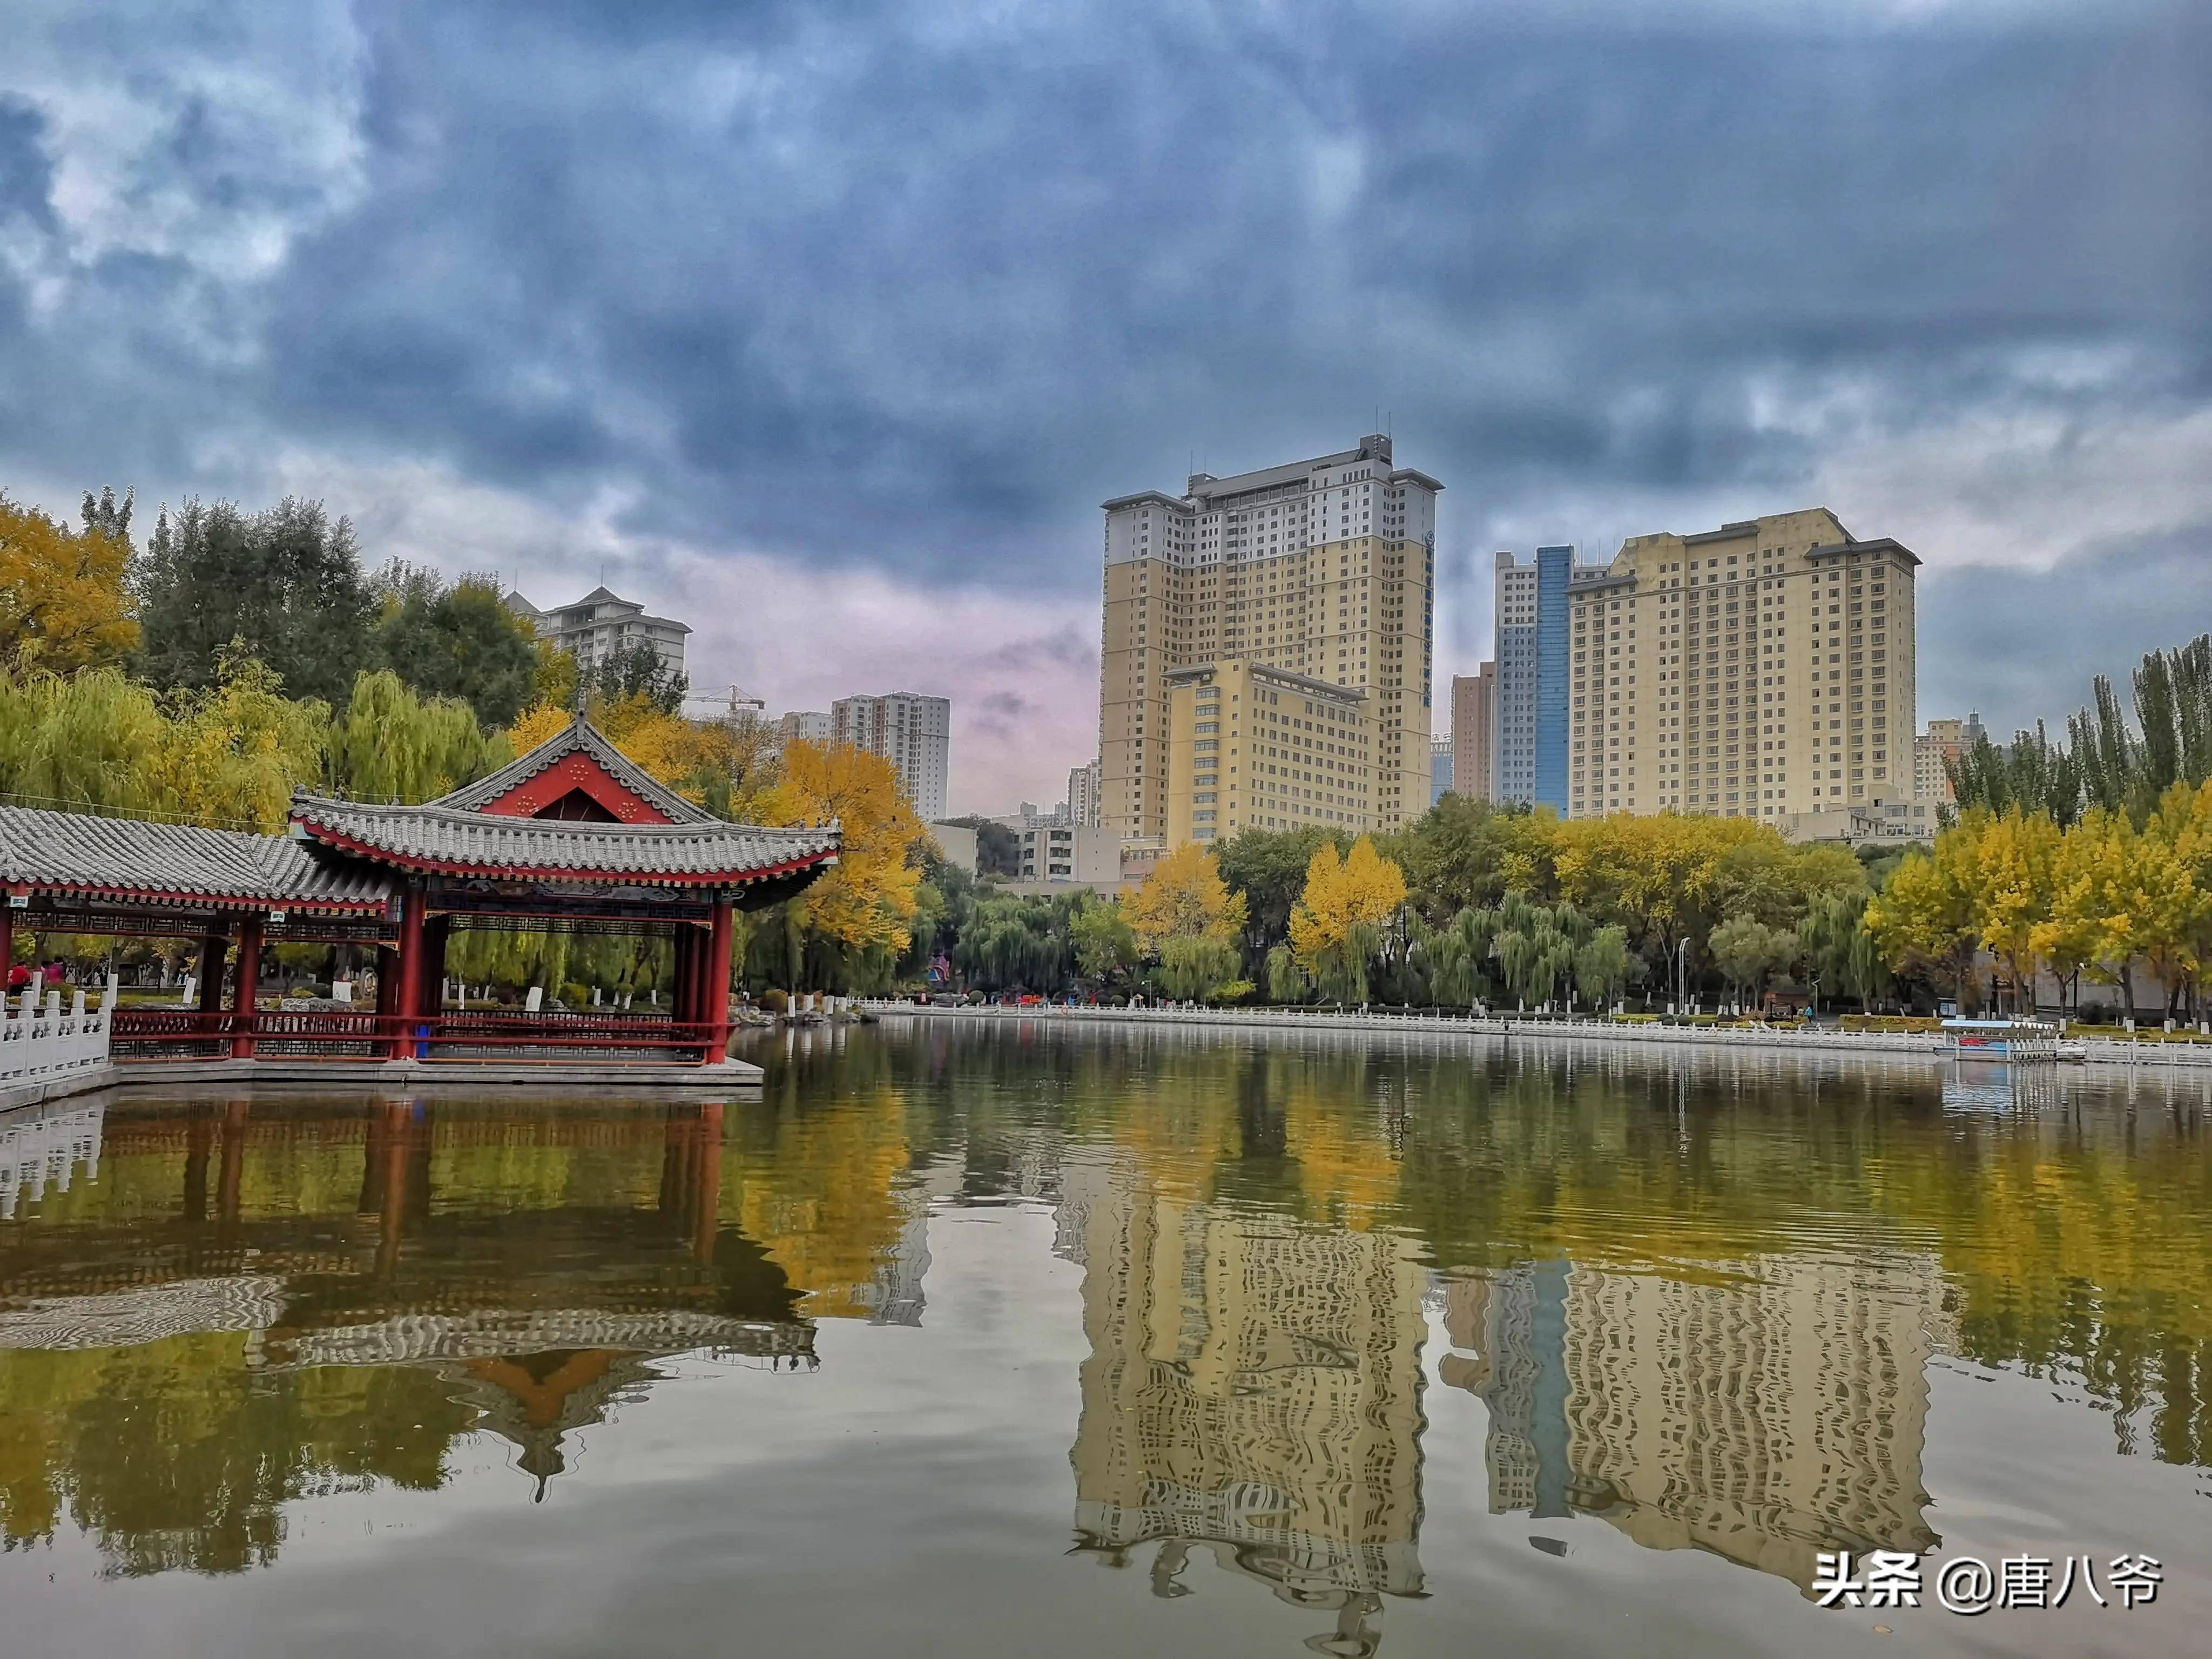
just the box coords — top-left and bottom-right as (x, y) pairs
(1, 713), (837, 1103)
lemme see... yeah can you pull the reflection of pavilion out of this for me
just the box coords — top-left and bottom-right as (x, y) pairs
(1062, 1159), (1427, 1656)
(0, 1097), (818, 1500)
(1439, 1256), (1942, 1591)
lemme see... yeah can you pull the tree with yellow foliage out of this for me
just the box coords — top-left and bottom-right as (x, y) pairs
(749, 738), (923, 955)
(1123, 841), (1246, 957)
(505, 700), (572, 756)
(0, 493), (139, 672)
(1972, 807), (2062, 1014)
(144, 650), (330, 831)
(1289, 835), (1407, 983)
(1867, 812), (1987, 1009)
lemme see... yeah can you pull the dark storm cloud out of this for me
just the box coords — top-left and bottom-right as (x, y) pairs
(1, 1), (2208, 745)
(1919, 529), (2212, 738)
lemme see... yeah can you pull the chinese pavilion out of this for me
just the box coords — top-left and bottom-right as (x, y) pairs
(0, 714), (838, 1073)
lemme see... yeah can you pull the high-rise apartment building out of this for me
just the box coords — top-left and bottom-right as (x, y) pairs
(1450, 663), (1495, 802)
(1913, 713), (1982, 803)
(1561, 510), (1918, 820)
(1430, 737), (1453, 805)
(503, 585), (691, 676)
(1067, 758), (1101, 828)
(831, 691), (951, 820)
(1163, 661), (1379, 841)
(1098, 435), (1441, 844)
(775, 709), (831, 747)
(1493, 548), (1586, 808)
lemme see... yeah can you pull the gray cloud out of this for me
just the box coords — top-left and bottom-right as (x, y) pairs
(1, 0), (2208, 794)
(1918, 528), (2212, 738)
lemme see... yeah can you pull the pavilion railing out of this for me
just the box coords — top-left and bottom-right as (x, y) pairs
(110, 1008), (733, 1065)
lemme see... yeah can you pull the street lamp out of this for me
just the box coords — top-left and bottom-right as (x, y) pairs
(1676, 936), (1691, 1017)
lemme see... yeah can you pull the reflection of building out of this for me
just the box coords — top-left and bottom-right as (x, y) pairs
(1440, 1257), (1940, 1591)
(1065, 1160), (1427, 1650)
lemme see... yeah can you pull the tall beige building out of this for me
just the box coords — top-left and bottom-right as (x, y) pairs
(1098, 435), (1442, 844)
(1162, 660), (1378, 844)
(1564, 509), (1918, 821)
(1451, 663), (1494, 802)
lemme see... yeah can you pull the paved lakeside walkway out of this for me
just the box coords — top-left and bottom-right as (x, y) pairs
(860, 1001), (2212, 1071)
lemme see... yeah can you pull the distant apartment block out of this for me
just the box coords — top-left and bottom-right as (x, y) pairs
(1430, 737), (1453, 806)
(1914, 713), (1982, 803)
(1450, 663), (1494, 802)
(1163, 660), (1382, 845)
(1098, 434), (1441, 844)
(504, 585), (690, 676)
(832, 691), (951, 821)
(999, 820), (1121, 884)
(1493, 548), (1584, 810)
(927, 820), (980, 876)
(777, 710), (831, 747)
(1564, 509), (1920, 822)
(1067, 758), (1102, 829)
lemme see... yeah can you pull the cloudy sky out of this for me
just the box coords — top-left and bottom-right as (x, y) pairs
(3, 0), (2208, 812)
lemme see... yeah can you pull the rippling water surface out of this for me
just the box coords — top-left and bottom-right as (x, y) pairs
(2, 1021), (2208, 1656)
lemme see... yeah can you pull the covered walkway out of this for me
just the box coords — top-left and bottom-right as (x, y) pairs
(1, 715), (837, 1080)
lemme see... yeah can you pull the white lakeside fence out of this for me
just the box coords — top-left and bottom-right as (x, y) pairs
(857, 1000), (2212, 1070)
(0, 980), (119, 1104)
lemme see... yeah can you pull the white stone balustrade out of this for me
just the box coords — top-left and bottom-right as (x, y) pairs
(0, 979), (119, 1102)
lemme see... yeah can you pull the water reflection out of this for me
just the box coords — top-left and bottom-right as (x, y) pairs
(0, 1094), (820, 1569)
(1439, 1256), (1941, 1590)
(1062, 1161), (1427, 1656)
(0, 1023), (2206, 1655)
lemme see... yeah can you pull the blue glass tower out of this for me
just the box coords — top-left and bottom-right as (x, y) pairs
(1532, 545), (1573, 811)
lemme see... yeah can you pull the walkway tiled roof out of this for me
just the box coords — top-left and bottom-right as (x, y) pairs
(0, 805), (394, 911)
(435, 715), (713, 822)
(289, 795), (839, 884)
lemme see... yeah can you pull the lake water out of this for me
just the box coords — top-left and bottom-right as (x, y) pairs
(2, 1020), (2207, 1657)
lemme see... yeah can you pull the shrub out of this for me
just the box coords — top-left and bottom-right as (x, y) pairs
(758, 988), (789, 1015)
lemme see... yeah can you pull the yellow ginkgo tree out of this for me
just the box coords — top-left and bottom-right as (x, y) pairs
(1289, 835), (1407, 1003)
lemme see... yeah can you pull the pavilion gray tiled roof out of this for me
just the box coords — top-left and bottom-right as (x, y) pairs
(0, 805), (394, 910)
(434, 714), (713, 822)
(289, 795), (839, 882)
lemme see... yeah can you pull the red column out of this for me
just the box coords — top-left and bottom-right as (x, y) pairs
(705, 896), (735, 1063)
(671, 925), (697, 1055)
(374, 945), (399, 1051)
(231, 917), (262, 1060)
(389, 888), (425, 1061)
(421, 915), (451, 1058)
(197, 928), (227, 1050)
(423, 916), (451, 1013)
